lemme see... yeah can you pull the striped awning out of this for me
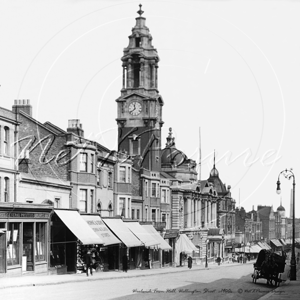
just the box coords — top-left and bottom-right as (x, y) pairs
(271, 239), (283, 248)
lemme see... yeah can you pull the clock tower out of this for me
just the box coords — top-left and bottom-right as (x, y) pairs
(116, 5), (163, 171)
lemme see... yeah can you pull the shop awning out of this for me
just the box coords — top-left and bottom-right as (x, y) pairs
(103, 218), (143, 248)
(258, 242), (271, 250)
(82, 215), (121, 246)
(251, 244), (263, 253)
(279, 239), (286, 245)
(175, 234), (197, 254)
(54, 209), (103, 245)
(0, 229), (6, 234)
(125, 222), (159, 247)
(271, 239), (283, 248)
(142, 225), (172, 250)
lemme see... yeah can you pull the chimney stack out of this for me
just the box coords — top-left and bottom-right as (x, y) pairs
(12, 99), (32, 116)
(67, 119), (84, 137)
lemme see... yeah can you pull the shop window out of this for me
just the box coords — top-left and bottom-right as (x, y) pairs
(6, 223), (20, 266)
(153, 249), (159, 261)
(4, 177), (9, 202)
(80, 153), (87, 172)
(79, 189), (87, 212)
(136, 209), (140, 221)
(4, 127), (9, 155)
(35, 223), (46, 262)
(162, 213), (166, 223)
(132, 209), (135, 220)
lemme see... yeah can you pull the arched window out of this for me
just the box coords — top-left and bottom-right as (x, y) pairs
(108, 203), (113, 217)
(4, 127), (9, 155)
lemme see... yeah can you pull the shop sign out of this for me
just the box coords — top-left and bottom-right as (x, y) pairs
(0, 212), (50, 219)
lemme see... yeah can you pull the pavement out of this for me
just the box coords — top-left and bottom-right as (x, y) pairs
(0, 260), (251, 290)
(0, 260), (299, 300)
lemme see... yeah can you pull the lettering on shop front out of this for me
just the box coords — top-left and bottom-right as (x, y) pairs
(0, 212), (49, 218)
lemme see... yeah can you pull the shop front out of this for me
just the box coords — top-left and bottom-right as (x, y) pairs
(50, 209), (103, 275)
(124, 221), (159, 269)
(0, 203), (52, 277)
(102, 218), (143, 270)
(81, 214), (121, 271)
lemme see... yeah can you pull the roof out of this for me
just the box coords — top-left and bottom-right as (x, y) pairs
(277, 205), (285, 211)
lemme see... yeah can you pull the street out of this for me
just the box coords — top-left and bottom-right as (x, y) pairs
(0, 263), (284, 300)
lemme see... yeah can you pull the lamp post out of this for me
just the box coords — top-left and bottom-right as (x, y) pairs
(221, 234), (224, 262)
(205, 239), (208, 268)
(277, 168), (296, 280)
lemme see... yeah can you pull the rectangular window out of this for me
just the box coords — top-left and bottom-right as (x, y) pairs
(35, 222), (46, 262)
(127, 167), (131, 183)
(6, 223), (20, 266)
(119, 197), (125, 216)
(145, 180), (148, 197)
(151, 183), (156, 197)
(97, 169), (101, 186)
(152, 209), (156, 221)
(108, 172), (112, 188)
(4, 177), (9, 202)
(79, 189), (87, 212)
(137, 209), (140, 221)
(131, 139), (139, 155)
(162, 190), (166, 203)
(119, 166), (126, 182)
(132, 209), (135, 220)
(162, 213), (166, 222)
(90, 154), (94, 173)
(90, 190), (94, 213)
(80, 153), (87, 172)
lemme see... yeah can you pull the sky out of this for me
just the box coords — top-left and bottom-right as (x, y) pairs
(0, 0), (299, 217)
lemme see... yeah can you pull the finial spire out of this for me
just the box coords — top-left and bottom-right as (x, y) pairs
(166, 127), (175, 147)
(137, 4), (144, 16)
(213, 149), (215, 168)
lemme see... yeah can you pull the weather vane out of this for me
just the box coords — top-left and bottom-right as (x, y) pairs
(137, 4), (144, 16)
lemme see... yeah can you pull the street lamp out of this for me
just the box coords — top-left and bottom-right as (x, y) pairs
(221, 234), (224, 261)
(277, 168), (296, 280)
(205, 239), (208, 268)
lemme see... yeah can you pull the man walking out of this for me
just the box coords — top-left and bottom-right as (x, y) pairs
(84, 250), (93, 277)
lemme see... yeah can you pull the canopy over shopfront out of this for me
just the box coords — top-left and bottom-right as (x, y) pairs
(82, 215), (121, 246)
(234, 244), (262, 253)
(176, 234), (197, 254)
(258, 242), (271, 250)
(142, 225), (172, 250)
(103, 218), (143, 247)
(271, 239), (283, 248)
(125, 222), (159, 248)
(54, 209), (103, 245)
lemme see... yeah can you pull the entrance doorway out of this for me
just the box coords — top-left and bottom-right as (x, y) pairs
(0, 232), (6, 273)
(23, 223), (34, 271)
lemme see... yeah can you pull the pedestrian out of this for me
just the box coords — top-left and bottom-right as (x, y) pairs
(188, 256), (193, 269)
(122, 254), (128, 272)
(84, 250), (93, 277)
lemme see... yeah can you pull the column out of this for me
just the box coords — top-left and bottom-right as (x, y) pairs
(124, 197), (128, 218)
(199, 200), (202, 228)
(212, 202), (215, 226)
(187, 198), (191, 228)
(208, 201), (211, 227)
(195, 200), (198, 227)
(127, 60), (132, 88)
(204, 200), (208, 228)
(140, 62), (144, 87)
(128, 198), (131, 219)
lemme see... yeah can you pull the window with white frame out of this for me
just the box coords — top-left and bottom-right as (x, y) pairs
(119, 166), (126, 182)
(108, 171), (112, 188)
(80, 153), (87, 172)
(161, 189), (166, 203)
(90, 154), (94, 173)
(79, 189), (87, 212)
(136, 209), (140, 221)
(54, 197), (60, 208)
(4, 177), (9, 202)
(119, 197), (125, 216)
(97, 169), (101, 186)
(152, 209), (156, 221)
(131, 209), (135, 220)
(130, 138), (140, 155)
(151, 183), (156, 197)
(4, 126), (9, 155)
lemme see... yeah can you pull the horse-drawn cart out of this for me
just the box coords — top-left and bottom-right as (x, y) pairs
(251, 249), (286, 287)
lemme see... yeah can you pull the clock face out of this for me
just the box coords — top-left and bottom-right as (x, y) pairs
(128, 101), (142, 116)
